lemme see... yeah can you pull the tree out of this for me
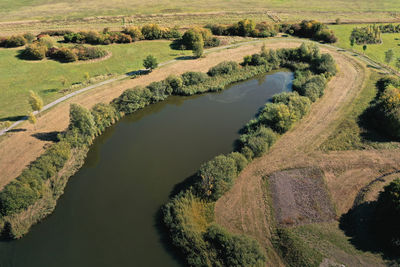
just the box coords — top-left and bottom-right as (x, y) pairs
(28, 90), (43, 112)
(28, 112), (37, 130)
(363, 44), (367, 53)
(192, 41), (204, 58)
(385, 49), (395, 65)
(143, 55), (158, 71)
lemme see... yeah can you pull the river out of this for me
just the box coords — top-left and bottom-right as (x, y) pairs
(0, 71), (293, 267)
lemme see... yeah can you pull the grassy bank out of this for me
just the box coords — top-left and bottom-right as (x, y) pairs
(0, 40), (190, 121)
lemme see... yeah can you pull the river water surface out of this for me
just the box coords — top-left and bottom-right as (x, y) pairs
(0, 71), (293, 267)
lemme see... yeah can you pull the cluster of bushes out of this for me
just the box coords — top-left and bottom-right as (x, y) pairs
(63, 24), (181, 45)
(369, 76), (400, 139)
(350, 25), (382, 45)
(378, 23), (400, 33)
(282, 20), (337, 43)
(375, 178), (400, 254)
(0, 35), (27, 48)
(21, 35), (107, 62)
(206, 19), (278, 38)
(0, 141), (71, 216)
(39, 30), (73, 36)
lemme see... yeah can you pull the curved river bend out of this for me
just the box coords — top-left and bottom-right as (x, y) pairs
(0, 71), (293, 267)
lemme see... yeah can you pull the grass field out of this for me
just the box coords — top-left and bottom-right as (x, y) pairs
(0, 40), (190, 121)
(0, 0), (400, 27)
(330, 24), (400, 70)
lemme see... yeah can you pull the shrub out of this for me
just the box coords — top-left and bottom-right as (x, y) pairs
(146, 81), (169, 101)
(207, 61), (239, 76)
(274, 228), (323, 267)
(141, 24), (163, 40)
(259, 103), (296, 133)
(23, 33), (35, 43)
(163, 191), (214, 266)
(181, 29), (204, 50)
(227, 152), (248, 172)
(51, 47), (78, 62)
(112, 86), (154, 114)
(38, 35), (56, 49)
(240, 126), (277, 157)
(91, 103), (120, 134)
(143, 55), (158, 70)
(181, 72), (209, 86)
(205, 224), (267, 266)
(21, 44), (47, 60)
(0, 35), (27, 47)
(74, 45), (107, 60)
(165, 75), (183, 94)
(350, 25), (382, 45)
(0, 141), (71, 216)
(197, 155), (238, 201)
(122, 26), (144, 41)
(63, 104), (97, 147)
(192, 41), (204, 58)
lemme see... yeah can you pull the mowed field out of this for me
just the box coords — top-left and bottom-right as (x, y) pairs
(330, 24), (400, 70)
(0, 41), (190, 121)
(1, 0), (400, 30)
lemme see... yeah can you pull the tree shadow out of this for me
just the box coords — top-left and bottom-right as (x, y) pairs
(339, 201), (400, 263)
(174, 55), (195, 60)
(153, 207), (186, 266)
(31, 131), (60, 142)
(168, 173), (199, 199)
(125, 69), (149, 76)
(6, 128), (27, 133)
(0, 115), (26, 122)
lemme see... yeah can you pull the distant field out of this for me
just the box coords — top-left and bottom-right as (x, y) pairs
(330, 24), (400, 69)
(0, 40), (190, 121)
(1, 0), (400, 32)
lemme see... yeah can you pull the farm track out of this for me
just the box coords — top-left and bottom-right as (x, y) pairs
(214, 44), (399, 265)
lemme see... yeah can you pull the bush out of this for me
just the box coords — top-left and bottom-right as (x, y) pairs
(143, 55), (158, 70)
(122, 26), (144, 41)
(23, 33), (35, 43)
(63, 104), (97, 147)
(286, 20), (337, 43)
(181, 71), (209, 86)
(274, 228), (323, 267)
(165, 75), (183, 94)
(0, 35), (27, 48)
(21, 44), (47, 60)
(50, 47), (78, 62)
(350, 25), (382, 45)
(227, 152), (248, 172)
(91, 103), (120, 134)
(141, 24), (163, 40)
(111, 86), (154, 114)
(240, 126), (277, 157)
(0, 141), (71, 216)
(74, 45), (107, 60)
(207, 61), (239, 76)
(197, 155), (238, 201)
(163, 191), (214, 266)
(205, 224), (267, 266)
(181, 29), (204, 50)
(258, 103), (296, 133)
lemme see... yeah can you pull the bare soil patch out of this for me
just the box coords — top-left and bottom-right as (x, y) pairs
(269, 167), (336, 226)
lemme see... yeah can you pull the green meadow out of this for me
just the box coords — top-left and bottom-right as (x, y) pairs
(0, 40), (190, 121)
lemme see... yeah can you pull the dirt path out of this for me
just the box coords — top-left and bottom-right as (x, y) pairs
(0, 40), (304, 190)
